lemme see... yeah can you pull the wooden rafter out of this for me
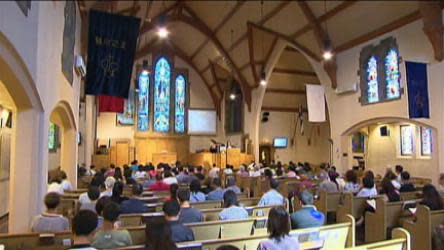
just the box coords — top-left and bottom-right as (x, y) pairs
(419, 1), (444, 62)
(116, 3), (141, 16)
(209, 61), (224, 99)
(262, 106), (308, 113)
(248, 23), (260, 85)
(273, 68), (317, 77)
(140, 2), (180, 33)
(190, 1), (246, 61)
(76, 0), (87, 20)
(240, 61), (263, 71)
(266, 88), (306, 95)
(142, 0), (153, 26)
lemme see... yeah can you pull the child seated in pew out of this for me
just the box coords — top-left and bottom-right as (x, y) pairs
(79, 186), (101, 213)
(190, 179), (206, 202)
(31, 192), (69, 232)
(258, 179), (285, 206)
(163, 200), (195, 242)
(68, 210), (98, 250)
(219, 190), (248, 220)
(145, 220), (178, 250)
(419, 184), (444, 211)
(290, 190), (325, 229)
(120, 184), (150, 214)
(357, 176), (378, 197)
(381, 170), (401, 202)
(178, 188), (204, 223)
(343, 170), (361, 195)
(225, 177), (241, 194)
(258, 207), (300, 250)
(207, 178), (225, 201)
(92, 202), (133, 249)
(399, 171), (416, 193)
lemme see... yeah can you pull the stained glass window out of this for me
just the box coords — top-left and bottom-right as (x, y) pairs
(421, 127), (432, 155)
(137, 71), (150, 131)
(400, 125), (413, 155)
(48, 123), (56, 151)
(175, 74), (186, 133)
(385, 49), (400, 99)
(153, 57), (171, 132)
(367, 56), (379, 103)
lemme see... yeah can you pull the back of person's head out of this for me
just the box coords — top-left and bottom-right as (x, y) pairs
(51, 176), (62, 184)
(44, 192), (61, 210)
(163, 200), (180, 217)
(60, 171), (67, 180)
(100, 168), (107, 174)
(216, 245), (240, 250)
(384, 169), (397, 181)
(72, 210), (98, 237)
(395, 165), (403, 173)
(87, 185), (101, 201)
(364, 170), (375, 180)
(298, 190), (314, 205)
(226, 177), (236, 187)
(145, 220), (177, 250)
(422, 184), (444, 209)
(110, 164), (116, 169)
(270, 179), (279, 189)
(318, 172), (328, 180)
(164, 170), (173, 178)
(345, 170), (357, 183)
(267, 207), (290, 242)
(95, 196), (112, 216)
(197, 166), (203, 172)
(264, 169), (273, 179)
(212, 178), (221, 188)
(112, 181), (124, 198)
(132, 183), (143, 196)
(223, 190), (238, 208)
(155, 173), (163, 181)
(90, 165), (96, 170)
(102, 202), (120, 223)
(169, 183), (179, 199)
(362, 176), (375, 189)
(276, 168), (283, 177)
(105, 176), (116, 189)
(401, 171), (410, 181)
(177, 188), (190, 203)
(190, 179), (201, 193)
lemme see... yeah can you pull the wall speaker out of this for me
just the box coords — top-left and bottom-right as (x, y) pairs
(261, 112), (269, 123)
(380, 126), (389, 136)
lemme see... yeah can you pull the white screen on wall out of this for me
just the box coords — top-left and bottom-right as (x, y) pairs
(188, 110), (216, 135)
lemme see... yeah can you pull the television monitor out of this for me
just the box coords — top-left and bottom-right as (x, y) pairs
(273, 137), (288, 148)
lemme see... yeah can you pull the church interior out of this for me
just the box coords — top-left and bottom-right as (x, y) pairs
(0, 1), (443, 249)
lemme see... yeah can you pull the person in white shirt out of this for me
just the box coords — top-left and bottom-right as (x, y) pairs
(87, 165), (97, 176)
(223, 165), (234, 175)
(395, 165), (403, 183)
(100, 176), (116, 197)
(133, 166), (147, 180)
(250, 166), (261, 177)
(47, 177), (64, 194)
(60, 170), (73, 191)
(163, 171), (178, 185)
(208, 164), (220, 179)
(357, 176), (378, 197)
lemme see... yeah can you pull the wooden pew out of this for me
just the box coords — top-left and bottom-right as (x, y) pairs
(313, 190), (342, 216)
(0, 231), (71, 250)
(400, 191), (421, 201)
(365, 198), (420, 243)
(336, 193), (383, 222)
(402, 205), (444, 250)
(346, 228), (410, 250)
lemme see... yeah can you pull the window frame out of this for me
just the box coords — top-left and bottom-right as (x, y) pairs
(400, 125), (414, 156)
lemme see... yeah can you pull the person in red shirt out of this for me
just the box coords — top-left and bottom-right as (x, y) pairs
(148, 173), (170, 191)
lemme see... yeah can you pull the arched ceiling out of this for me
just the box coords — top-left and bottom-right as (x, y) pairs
(77, 1), (441, 113)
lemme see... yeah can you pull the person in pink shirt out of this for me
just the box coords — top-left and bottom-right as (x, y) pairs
(148, 173), (170, 191)
(105, 164), (116, 177)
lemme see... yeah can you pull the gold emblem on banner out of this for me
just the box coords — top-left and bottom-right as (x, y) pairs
(101, 55), (119, 77)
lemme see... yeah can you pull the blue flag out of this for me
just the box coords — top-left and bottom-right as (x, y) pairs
(86, 10), (140, 98)
(405, 61), (429, 118)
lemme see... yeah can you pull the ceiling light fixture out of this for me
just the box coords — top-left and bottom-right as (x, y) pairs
(260, 71), (267, 86)
(322, 0), (333, 61)
(259, 1), (267, 86)
(157, 1), (169, 39)
(141, 60), (149, 75)
(230, 93), (236, 100)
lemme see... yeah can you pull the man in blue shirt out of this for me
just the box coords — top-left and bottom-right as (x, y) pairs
(163, 200), (195, 242)
(224, 177), (241, 194)
(290, 190), (325, 229)
(206, 178), (225, 201)
(120, 184), (149, 214)
(258, 179), (285, 206)
(177, 188), (204, 223)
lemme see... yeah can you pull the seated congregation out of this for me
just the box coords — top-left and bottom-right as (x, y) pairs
(1, 161), (434, 249)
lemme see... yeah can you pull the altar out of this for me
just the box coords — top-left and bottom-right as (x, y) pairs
(189, 148), (254, 169)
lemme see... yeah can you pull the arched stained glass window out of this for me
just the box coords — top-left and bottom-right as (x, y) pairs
(367, 56), (379, 103)
(421, 127), (432, 156)
(153, 57), (171, 132)
(175, 74), (186, 133)
(385, 49), (400, 99)
(137, 71), (149, 131)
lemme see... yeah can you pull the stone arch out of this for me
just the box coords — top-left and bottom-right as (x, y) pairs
(0, 31), (45, 232)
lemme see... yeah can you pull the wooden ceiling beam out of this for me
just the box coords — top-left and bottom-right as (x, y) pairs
(418, 1), (444, 62)
(262, 106), (308, 113)
(240, 60), (263, 71)
(266, 88), (306, 95)
(273, 68), (317, 77)
(116, 4), (141, 16)
(248, 23), (260, 85)
(190, 1), (246, 61)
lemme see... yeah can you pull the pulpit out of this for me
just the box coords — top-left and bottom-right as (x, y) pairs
(152, 152), (177, 165)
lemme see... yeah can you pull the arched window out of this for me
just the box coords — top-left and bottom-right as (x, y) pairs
(153, 57), (171, 132)
(385, 49), (400, 99)
(367, 56), (379, 103)
(174, 74), (186, 133)
(137, 71), (150, 131)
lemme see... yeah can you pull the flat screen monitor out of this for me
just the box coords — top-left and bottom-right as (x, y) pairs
(273, 137), (288, 148)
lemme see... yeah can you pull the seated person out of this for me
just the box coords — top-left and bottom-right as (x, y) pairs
(133, 165), (147, 180)
(223, 165), (234, 175)
(163, 170), (178, 185)
(194, 166), (206, 181)
(145, 220), (177, 250)
(80, 185), (101, 212)
(318, 172), (338, 193)
(111, 181), (129, 204)
(206, 178), (225, 201)
(190, 179), (206, 202)
(290, 190), (325, 229)
(31, 192), (69, 232)
(120, 184), (150, 214)
(219, 190), (248, 220)
(420, 184), (444, 211)
(165, 183), (179, 202)
(148, 173), (170, 191)
(100, 176), (116, 197)
(380, 171), (401, 202)
(399, 171), (416, 192)
(92, 202), (133, 249)
(60, 170), (73, 191)
(95, 196), (112, 229)
(357, 176), (378, 197)
(209, 164), (220, 179)
(439, 173), (444, 196)
(163, 200), (195, 242)
(47, 176), (64, 194)
(258, 207), (300, 250)
(258, 179), (285, 206)
(178, 188), (204, 223)
(68, 210), (98, 250)
(224, 177), (241, 194)
(343, 170), (361, 195)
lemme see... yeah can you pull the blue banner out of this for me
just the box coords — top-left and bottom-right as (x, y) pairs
(405, 61), (429, 118)
(85, 10), (140, 98)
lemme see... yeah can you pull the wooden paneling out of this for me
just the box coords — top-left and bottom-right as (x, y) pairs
(152, 152), (177, 165)
(116, 141), (129, 166)
(135, 136), (189, 165)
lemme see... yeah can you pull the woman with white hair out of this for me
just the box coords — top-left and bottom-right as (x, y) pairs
(100, 176), (116, 197)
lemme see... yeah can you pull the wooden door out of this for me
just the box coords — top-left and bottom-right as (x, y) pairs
(116, 141), (129, 166)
